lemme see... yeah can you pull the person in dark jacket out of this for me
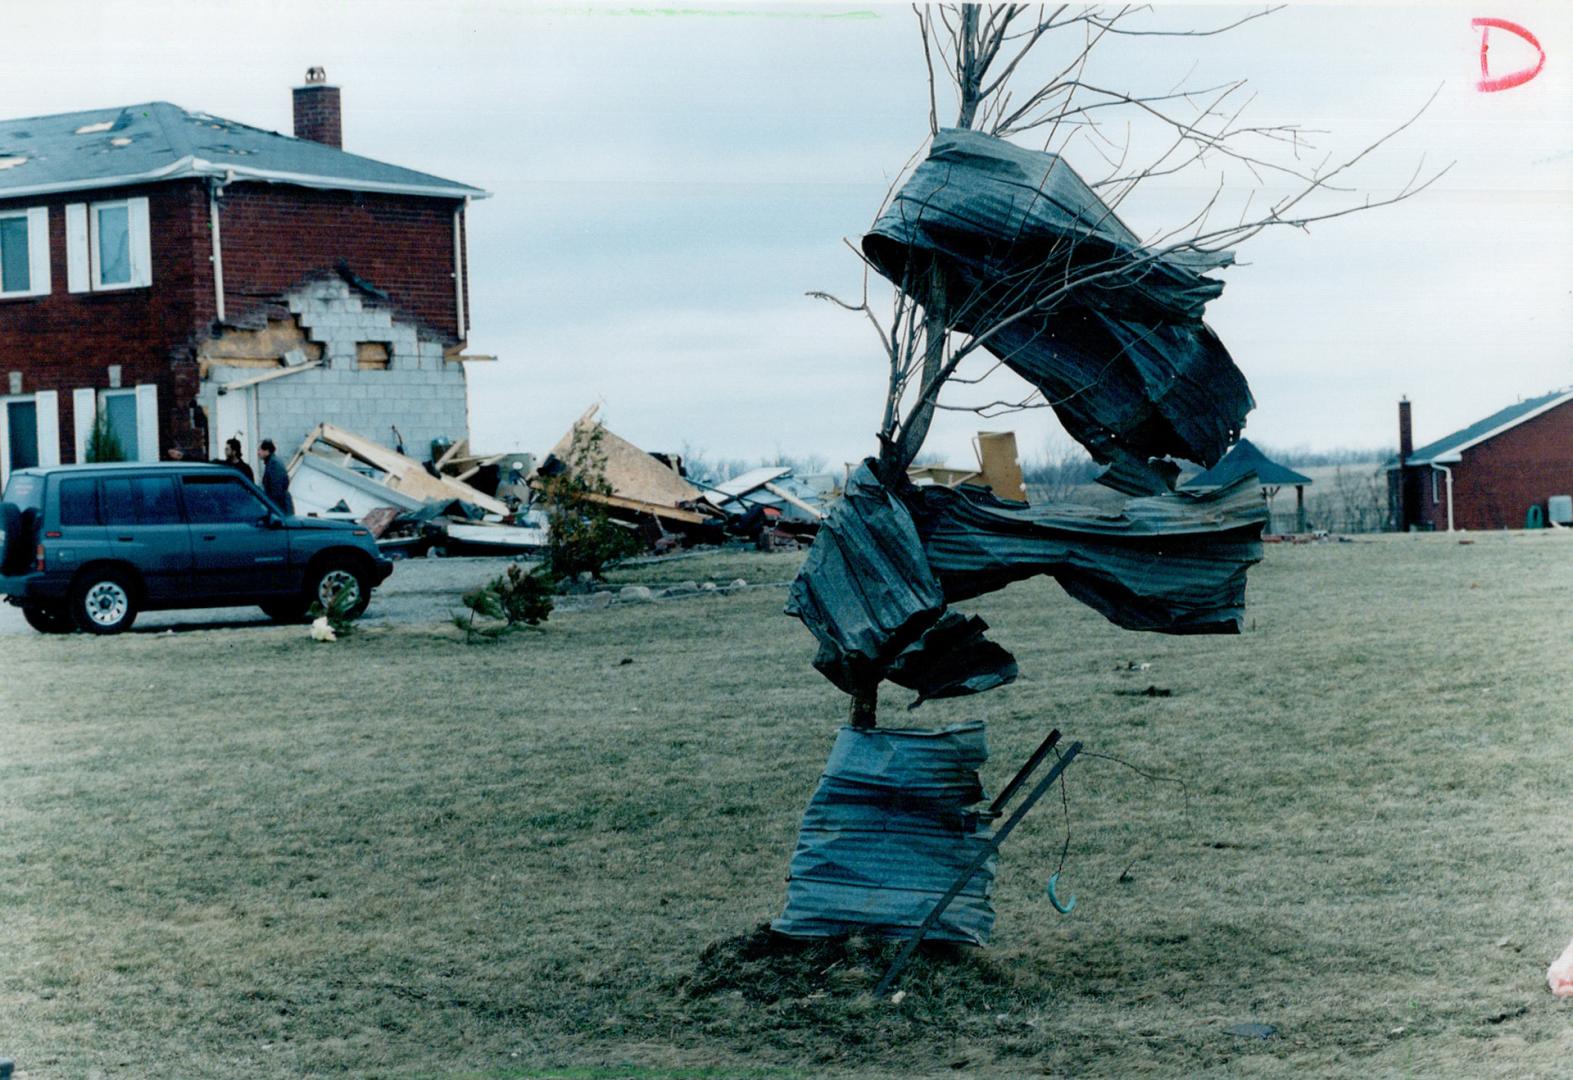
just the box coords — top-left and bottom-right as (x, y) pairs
(223, 438), (254, 482)
(257, 438), (294, 514)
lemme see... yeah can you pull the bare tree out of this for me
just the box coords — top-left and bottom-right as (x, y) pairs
(817, 4), (1441, 473)
(810, 4), (1445, 726)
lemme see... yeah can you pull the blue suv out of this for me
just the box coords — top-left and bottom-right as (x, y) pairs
(0, 462), (393, 634)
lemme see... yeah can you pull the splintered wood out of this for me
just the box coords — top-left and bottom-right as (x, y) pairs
(288, 422), (511, 517)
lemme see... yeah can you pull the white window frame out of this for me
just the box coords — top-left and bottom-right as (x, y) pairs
(0, 390), (61, 487)
(0, 206), (51, 299)
(97, 388), (140, 461)
(67, 196), (150, 293)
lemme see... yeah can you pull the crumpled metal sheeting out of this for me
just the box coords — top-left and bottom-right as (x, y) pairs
(910, 475), (1267, 634)
(784, 462), (946, 694)
(984, 312), (1251, 487)
(865, 130), (1232, 324)
(862, 128), (1252, 476)
(816, 719), (988, 801)
(774, 724), (997, 944)
(885, 610), (1018, 706)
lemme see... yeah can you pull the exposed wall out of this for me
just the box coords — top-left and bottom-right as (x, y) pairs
(199, 277), (468, 468)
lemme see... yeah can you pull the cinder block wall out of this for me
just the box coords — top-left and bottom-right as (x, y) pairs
(207, 278), (468, 463)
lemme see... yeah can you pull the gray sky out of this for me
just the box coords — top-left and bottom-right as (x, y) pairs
(7, 1), (1570, 470)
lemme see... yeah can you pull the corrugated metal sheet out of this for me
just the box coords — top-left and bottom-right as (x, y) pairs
(774, 724), (997, 944)
(912, 474), (1266, 634)
(863, 128), (1251, 494)
(787, 462), (1265, 704)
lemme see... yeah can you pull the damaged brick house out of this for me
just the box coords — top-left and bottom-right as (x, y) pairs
(0, 69), (488, 486)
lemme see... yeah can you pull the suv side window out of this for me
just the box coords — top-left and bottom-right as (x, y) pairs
(58, 478), (100, 526)
(182, 475), (271, 524)
(103, 476), (182, 526)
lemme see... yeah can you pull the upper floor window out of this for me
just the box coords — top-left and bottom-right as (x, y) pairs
(94, 202), (133, 287)
(66, 197), (151, 292)
(0, 207), (51, 299)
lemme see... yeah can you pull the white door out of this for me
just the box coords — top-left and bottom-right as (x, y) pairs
(213, 386), (255, 468)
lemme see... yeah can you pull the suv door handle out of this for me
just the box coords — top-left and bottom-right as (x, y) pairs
(117, 535), (134, 542)
(201, 534), (218, 541)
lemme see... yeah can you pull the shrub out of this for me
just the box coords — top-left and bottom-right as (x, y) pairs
(456, 563), (555, 642)
(85, 411), (126, 464)
(535, 422), (642, 581)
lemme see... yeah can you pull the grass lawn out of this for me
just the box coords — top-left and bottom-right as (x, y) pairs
(2, 534), (1571, 1078)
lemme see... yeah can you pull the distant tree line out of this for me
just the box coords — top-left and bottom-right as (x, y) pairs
(1252, 444), (1395, 468)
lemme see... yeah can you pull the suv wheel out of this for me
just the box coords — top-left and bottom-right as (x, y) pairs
(71, 570), (139, 635)
(22, 603), (74, 635)
(308, 561), (371, 619)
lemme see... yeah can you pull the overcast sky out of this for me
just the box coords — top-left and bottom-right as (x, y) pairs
(6, 1), (1570, 470)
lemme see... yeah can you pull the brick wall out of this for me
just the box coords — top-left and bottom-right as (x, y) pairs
(1453, 400), (1573, 529)
(217, 183), (464, 340)
(0, 180), (211, 462)
(0, 176), (470, 466)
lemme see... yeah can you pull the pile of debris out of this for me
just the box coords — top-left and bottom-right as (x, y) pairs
(286, 423), (543, 558)
(282, 407), (845, 561)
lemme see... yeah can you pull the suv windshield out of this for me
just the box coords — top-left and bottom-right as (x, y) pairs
(2, 474), (44, 512)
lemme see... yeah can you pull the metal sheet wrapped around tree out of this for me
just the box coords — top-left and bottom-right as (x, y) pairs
(773, 724), (998, 944)
(785, 462), (1265, 706)
(862, 128), (1253, 489)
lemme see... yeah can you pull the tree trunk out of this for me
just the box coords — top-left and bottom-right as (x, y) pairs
(890, 259), (950, 473)
(849, 683), (878, 729)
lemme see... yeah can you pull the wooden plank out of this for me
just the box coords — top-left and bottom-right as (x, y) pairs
(975, 431), (1027, 502)
(543, 405), (703, 508)
(761, 480), (825, 520)
(293, 422), (511, 516)
(539, 487), (712, 525)
(434, 437), (468, 470)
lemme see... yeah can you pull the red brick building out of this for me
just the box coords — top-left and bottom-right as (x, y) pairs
(1387, 390), (1573, 531)
(0, 72), (488, 485)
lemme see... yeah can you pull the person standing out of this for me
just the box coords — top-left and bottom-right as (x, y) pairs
(223, 438), (254, 482)
(257, 438), (294, 515)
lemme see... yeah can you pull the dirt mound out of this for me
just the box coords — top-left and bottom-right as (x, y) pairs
(685, 924), (982, 1005)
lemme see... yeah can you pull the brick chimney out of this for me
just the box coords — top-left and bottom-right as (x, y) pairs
(292, 66), (341, 149)
(1396, 396), (1417, 530)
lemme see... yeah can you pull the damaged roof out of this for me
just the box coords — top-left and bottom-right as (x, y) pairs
(0, 102), (487, 201)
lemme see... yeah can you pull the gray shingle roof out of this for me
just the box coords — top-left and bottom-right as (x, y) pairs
(0, 101), (486, 201)
(1393, 388), (1573, 468)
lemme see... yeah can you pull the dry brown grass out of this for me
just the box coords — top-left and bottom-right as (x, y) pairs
(2, 533), (1571, 1078)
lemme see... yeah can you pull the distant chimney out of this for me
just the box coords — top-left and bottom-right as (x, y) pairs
(293, 67), (341, 149)
(1396, 397), (1418, 531)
